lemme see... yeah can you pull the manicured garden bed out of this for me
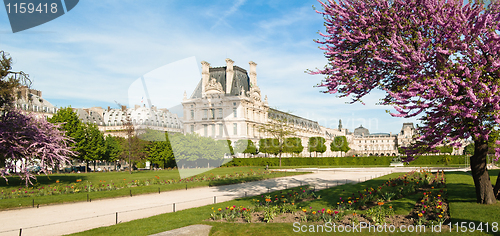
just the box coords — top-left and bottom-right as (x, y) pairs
(69, 169), (500, 236)
(0, 167), (307, 210)
(206, 170), (449, 228)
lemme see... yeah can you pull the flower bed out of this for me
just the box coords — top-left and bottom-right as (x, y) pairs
(207, 169), (450, 228)
(0, 170), (275, 199)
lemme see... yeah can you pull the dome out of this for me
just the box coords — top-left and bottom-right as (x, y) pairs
(354, 125), (369, 136)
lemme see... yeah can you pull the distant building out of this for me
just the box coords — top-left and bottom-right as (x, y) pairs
(349, 124), (405, 157)
(13, 86), (58, 119)
(74, 105), (183, 137)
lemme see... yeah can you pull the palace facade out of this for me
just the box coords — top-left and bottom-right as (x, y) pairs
(13, 59), (467, 157)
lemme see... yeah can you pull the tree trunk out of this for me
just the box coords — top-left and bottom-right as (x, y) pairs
(470, 139), (496, 204)
(128, 139), (132, 174)
(279, 153), (282, 167)
(85, 160), (88, 173)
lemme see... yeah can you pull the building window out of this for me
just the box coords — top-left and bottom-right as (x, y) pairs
(210, 109), (215, 119)
(219, 124), (223, 137)
(203, 124), (208, 137)
(203, 109), (207, 119)
(190, 125), (194, 133)
(190, 110), (194, 120)
(211, 124), (215, 137)
(218, 108), (223, 119)
(233, 108), (237, 118)
(233, 123), (237, 135)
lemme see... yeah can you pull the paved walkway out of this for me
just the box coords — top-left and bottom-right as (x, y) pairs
(0, 167), (462, 236)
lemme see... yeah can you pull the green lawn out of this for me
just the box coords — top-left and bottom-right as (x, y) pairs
(0, 167), (306, 210)
(68, 169), (500, 236)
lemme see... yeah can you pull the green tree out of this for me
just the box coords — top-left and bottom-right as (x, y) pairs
(259, 110), (297, 166)
(137, 128), (174, 169)
(283, 137), (304, 157)
(48, 107), (85, 172)
(169, 133), (229, 168)
(464, 143), (475, 155)
(76, 123), (105, 171)
(104, 135), (123, 170)
(235, 139), (257, 157)
(258, 138), (280, 157)
(48, 107), (83, 139)
(331, 136), (351, 157)
(308, 137), (326, 157)
(225, 140), (234, 156)
(146, 140), (174, 169)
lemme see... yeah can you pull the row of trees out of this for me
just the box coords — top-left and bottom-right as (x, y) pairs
(232, 136), (351, 158)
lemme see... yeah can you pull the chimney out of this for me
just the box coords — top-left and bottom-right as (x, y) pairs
(135, 104), (140, 109)
(121, 105), (126, 111)
(201, 61), (210, 96)
(249, 61), (257, 87)
(107, 106), (110, 112)
(225, 58), (234, 94)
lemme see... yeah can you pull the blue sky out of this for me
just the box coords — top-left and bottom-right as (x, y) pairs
(0, 0), (420, 134)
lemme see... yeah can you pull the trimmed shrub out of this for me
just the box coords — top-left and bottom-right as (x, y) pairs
(222, 155), (470, 167)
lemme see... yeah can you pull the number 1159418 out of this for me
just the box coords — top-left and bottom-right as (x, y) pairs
(5, 2), (58, 14)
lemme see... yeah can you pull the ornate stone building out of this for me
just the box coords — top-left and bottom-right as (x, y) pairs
(182, 59), (269, 141)
(349, 124), (404, 157)
(181, 59), (346, 156)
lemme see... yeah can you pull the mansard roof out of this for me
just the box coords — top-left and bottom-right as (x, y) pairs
(354, 125), (369, 136)
(190, 65), (250, 99)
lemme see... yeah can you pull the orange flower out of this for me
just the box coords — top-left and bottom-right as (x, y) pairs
(377, 202), (384, 206)
(265, 198), (271, 202)
(56, 180), (59, 183)
(418, 213), (423, 217)
(389, 206), (392, 209)
(312, 211), (316, 215)
(302, 208), (307, 212)
(291, 203), (294, 205)
(438, 215), (443, 218)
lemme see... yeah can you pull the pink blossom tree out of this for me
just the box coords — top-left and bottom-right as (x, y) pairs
(0, 109), (75, 185)
(312, 0), (500, 204)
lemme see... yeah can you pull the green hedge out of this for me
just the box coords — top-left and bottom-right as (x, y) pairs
(222, 155), (471, 167)
(405, 155), (469, 166)
(223, 156), (393, 167)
